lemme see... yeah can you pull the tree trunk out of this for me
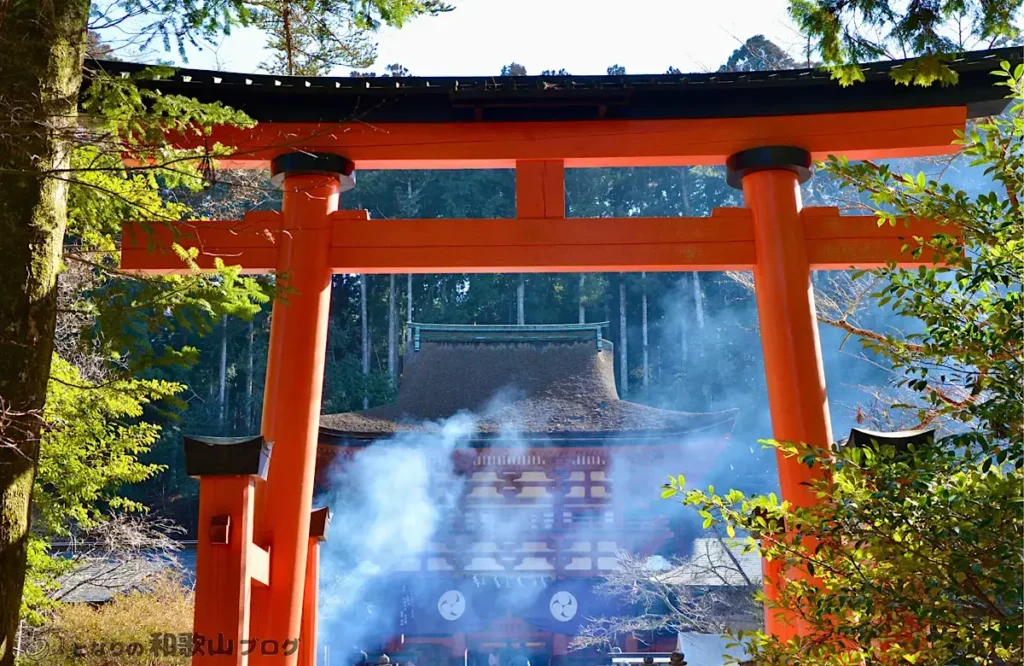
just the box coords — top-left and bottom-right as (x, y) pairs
(516, 276), (525, 325)
(679, 168), (705, 326)
(679, 167), (694, 216)
(0, 1), (90, 662)
(218, 315), (228, 428)
(578, 274), (586, 324)
(678, 167), (702, 376)
(693, 270), (707, 406)
(247, 319), (255, 432)
(360, 275), (370, 409)
(678, 275), (689, 366)
(618, 279), (629, 397)
(387, 275), (397, 380)
(641, 273), (649, 392)
(693, 272), (706, 328)
(282, 0), (295, 75)
(406, 274), (413, 343)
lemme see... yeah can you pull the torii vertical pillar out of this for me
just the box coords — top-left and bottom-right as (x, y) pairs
(183, 435), (272, 665)
(250, 153), (353, 665)
(298, 507), (331, 666)
(727, 147), (832, 640)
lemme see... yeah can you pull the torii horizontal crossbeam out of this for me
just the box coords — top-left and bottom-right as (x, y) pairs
(121, 207), (956, 275)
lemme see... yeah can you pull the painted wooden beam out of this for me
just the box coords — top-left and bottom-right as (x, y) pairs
(168, 107), (965, 169)
(121, 207), (957, 275)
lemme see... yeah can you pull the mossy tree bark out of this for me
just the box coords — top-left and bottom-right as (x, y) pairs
(0, 1), (90, 662)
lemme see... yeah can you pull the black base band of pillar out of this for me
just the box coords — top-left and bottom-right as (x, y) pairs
(725, 145), (812, 189)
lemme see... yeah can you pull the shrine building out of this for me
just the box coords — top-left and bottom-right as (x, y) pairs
(313, 323), (742, 666)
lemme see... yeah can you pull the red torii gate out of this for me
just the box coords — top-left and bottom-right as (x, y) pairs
(101, 47), (1012, 666)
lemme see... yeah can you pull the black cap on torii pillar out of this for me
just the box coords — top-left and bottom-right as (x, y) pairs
(725, 146), (813, 190)
(271, 151), (357, 190)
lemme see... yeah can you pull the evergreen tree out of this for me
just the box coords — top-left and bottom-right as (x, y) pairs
(718, 35), (797, 71)
(248, 0), (379, 74)
(501, 62), (527, 76)
(789, 0), (1021, 84)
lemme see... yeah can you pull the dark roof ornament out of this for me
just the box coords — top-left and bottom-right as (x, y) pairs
(271, 152), (355, 191)
(310, 506), (332, 542)
(845, 427), (935, 454)
(410, 322), (607, 351)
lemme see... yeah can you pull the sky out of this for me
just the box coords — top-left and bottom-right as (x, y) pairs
(104, 0), (806, 76)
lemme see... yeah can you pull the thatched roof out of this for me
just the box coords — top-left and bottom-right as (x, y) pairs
(320, 328), (735, 439)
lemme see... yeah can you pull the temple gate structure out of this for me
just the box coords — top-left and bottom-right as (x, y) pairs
(95, 45), (1020, 665)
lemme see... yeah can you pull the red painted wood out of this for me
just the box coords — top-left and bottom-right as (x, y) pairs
(744, 169), (831, 640)
(297, 538), (321, 666)
(159, 107), (965, 169)
(192, 476), (257, 665)
(119, 102), (970, 650)
(249, 174), (340, 666)
(122, 208), (957, 276)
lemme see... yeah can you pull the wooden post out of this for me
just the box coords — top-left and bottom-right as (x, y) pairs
(729, 146), (831, 640)
(250, 153), (351, 665)
(515, 160), (564, 328)
(298, 507), (331, 666)
(185, 435), (272, 665)
(551, 634), (568, 666)
(451, 633), (467, 666)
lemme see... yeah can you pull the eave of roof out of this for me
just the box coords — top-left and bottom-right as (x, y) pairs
(83, 47), (1020, 124)
(317, 404), (739, 447)
(317, 428), (733, 448)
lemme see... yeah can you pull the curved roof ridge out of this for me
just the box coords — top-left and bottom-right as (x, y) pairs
(320, 336), (738, 438)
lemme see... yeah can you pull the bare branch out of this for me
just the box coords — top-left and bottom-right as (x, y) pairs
(572, 539), (762, 651)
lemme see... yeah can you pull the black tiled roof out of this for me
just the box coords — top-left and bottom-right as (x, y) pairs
(83, 48), (1021, 123)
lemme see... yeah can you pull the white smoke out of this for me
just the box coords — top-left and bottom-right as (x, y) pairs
(316, 412), (477, 658)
